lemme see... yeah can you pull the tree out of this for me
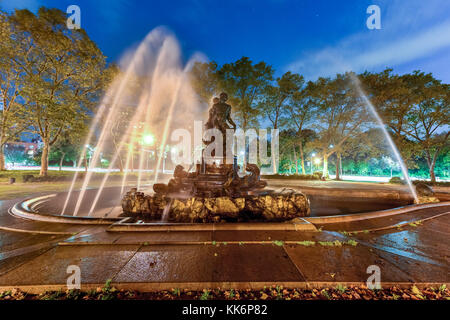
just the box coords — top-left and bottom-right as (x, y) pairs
(0, 10), (29, 170)
(189, 61), (219, 104)
(363, 69), (449, 182)
(9, 8), (109, 176)
(402, 72), (449, 182)
(288, 85), (315, 174)
(217, 57), (274, 131)
(259, 72), (304, 173)
(49, 130), (83, 170)
(4, 144), (27, 167)
(308, 73), (369, 178)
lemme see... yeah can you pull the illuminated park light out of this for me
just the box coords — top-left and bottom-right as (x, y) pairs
(142, 134), (155, 146)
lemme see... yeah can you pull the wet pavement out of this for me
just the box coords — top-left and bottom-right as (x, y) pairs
(0, 186), (448, 290)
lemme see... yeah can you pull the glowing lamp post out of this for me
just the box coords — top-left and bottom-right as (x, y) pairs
(142, 134), (155, 146)
(310, 153), (316, 173)
(142, 134), (155, 171)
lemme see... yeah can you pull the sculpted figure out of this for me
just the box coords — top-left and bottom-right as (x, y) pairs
(203, 92), (237, 157)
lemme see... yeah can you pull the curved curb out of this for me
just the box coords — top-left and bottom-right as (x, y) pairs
(266, 183), (413, 200)
(0, 224), (75, 235)
(351, 211), (450, 234)
(8, 194), (450, 232)
(10, 194), (121, 225)
(304, 201), (450, 224)
(107, 217), (317, 232)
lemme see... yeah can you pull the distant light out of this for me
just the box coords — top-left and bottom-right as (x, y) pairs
(171, 147), (178, 153)
(311, 153), (316, 157)
(314, 158), (321, 165)
(142, 134), (155, 146)
(240, 151), (245, 155)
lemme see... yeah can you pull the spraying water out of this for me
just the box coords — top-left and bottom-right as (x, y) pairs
(350, 74), (419, 203)
(61, 27), (207, 217)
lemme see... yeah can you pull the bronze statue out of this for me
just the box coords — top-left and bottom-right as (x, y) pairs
(203, 92), (236, 158)
(151, 92), (267, 198)
(205, 92), (236, 134)
(122, 91), (310, 222)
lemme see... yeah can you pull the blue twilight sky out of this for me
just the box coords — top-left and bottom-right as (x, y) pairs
(1, 0), (450, 82)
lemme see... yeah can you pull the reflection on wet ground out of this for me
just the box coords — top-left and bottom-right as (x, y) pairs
(308, 195), (412, 217)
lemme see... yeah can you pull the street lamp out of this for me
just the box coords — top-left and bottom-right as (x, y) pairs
(142, 134), (155, 146)
(310, 153), (316, 173)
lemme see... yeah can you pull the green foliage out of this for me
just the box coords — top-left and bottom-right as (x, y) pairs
(272, 240), (284, 246)
(200, 290), (211, 300)
(297, 241), (316, 246)
(336, 284), (347, 293)
(5, 8), (111, 175)
(389, 176), (405, 184)
(263, 173), (321, 180)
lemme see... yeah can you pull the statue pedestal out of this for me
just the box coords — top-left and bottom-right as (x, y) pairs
(122, 188), (310, 223)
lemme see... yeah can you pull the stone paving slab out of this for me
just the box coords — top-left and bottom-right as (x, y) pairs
(0, 245), (140, 286)
(284, 242), (413, 282)
(214, 230), (322, 242)
(113, 244), (303, 284)
(0, 232), (60, 252)
(113, 245), (216, 283)
(211, 244), (303, 282)
(0, 246), (54, 277)
(317, 207), (450, 232)
(114, 231), (213, 243)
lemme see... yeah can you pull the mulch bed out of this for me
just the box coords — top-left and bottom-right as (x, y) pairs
(0, 284), (448, 300)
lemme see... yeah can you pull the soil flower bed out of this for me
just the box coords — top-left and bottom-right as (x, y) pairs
(0, 284), (448, 301)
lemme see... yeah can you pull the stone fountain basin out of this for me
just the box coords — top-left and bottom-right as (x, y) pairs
(122, 190), (311, 223)
(25, 186), (415, 220)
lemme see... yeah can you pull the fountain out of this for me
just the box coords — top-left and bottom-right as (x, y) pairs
(121, 92), (310, 222)
(57, 28), (422, 220)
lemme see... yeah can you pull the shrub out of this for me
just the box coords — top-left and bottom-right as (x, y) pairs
(313, 171), (323, 179)
(389, 176), (405, 184)
(262, 174), (321, 180)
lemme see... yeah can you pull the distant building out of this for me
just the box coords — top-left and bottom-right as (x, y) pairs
(5, 141), (39, 156)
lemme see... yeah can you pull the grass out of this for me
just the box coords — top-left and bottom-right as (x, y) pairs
(0, 169), (175, 199)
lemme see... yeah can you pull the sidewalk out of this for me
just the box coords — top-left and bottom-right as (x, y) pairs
(0, 213), (448, 292)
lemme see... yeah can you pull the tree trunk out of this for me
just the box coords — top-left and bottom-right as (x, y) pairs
(336, 152), (341, 180)
(0, 145), (5, 171)
(130, 151), (134, 172)
(322, 154), (329, 179)
(299, 142), (306, 174)
(40, 140), (49, 176)
(293, 146), (298, 175)
(429, 164), (436, 183)
(0, 132), (6, 170)
(59, 152), (66, 171)
(425, 150), (438, 183)
(117, 154), (124, 173)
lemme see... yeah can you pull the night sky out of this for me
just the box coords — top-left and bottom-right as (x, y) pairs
(2, 0), (450, 82)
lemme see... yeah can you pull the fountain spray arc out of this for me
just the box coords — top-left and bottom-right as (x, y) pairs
(62, 27), (206, 217)
(350, 74), (419, 203)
